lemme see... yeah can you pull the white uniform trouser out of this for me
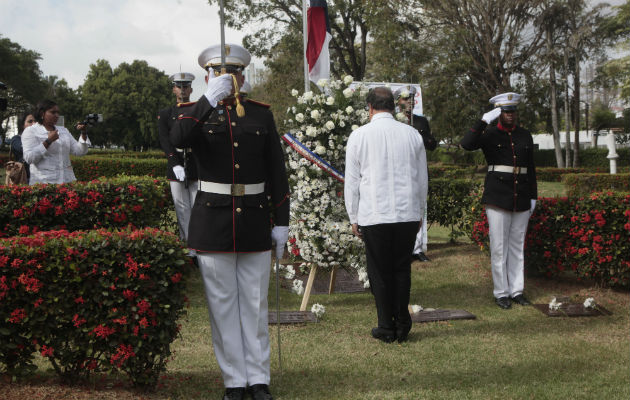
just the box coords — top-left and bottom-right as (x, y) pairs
(169, 180), (198, 242)
(485, 205), (530, 298)
(413, 204), (428, 254)
(197, 251), (271, 387)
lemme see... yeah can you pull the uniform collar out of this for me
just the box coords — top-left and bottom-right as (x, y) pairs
(497, 122), (516, 133)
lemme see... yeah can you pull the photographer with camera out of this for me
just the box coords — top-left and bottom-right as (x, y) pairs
(22, 100), (91, 184)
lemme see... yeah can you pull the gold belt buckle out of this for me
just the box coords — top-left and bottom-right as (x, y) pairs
(231, 183), (245, 196)
(514, 166), (521, 174)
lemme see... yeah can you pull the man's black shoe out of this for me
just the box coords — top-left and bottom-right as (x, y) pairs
(412, 252), (430, 262)
(223, 387), (246, 400)
(495, 297), (512, 309)
(371, 327), (396, 343)
(248, 384), (273, 400)
(511, 294), (531, 306)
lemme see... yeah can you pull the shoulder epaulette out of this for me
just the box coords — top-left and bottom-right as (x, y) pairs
(177, 101), (197, 108)
(245, 99), (270, 108)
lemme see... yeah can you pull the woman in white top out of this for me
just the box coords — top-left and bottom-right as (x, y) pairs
(22, 100), (90, 184)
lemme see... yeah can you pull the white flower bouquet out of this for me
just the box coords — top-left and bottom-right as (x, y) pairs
(284, 77), (369, 286)
(311, 303), (326, 318)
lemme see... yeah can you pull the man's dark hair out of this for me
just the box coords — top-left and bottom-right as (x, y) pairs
(17, 110), (34, 134)
(366, 87), (395, 111)
(34, 100), (57, 124)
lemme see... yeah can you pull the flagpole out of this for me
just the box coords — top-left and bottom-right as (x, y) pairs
(303, 0), (309, 92)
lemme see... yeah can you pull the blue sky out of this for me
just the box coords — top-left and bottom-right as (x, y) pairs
(0, 0), (253, 99)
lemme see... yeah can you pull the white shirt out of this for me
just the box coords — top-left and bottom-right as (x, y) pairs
(22, 123), (90, 184)
(344, 112), (428, 226)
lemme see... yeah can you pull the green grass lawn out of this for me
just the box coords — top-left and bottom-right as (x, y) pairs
(5, 236), (628, 399)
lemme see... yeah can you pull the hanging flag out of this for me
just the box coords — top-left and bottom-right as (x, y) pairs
(306, 0), (332, 84)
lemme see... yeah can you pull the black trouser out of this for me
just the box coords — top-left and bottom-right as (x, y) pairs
(360, 221), (419, 336)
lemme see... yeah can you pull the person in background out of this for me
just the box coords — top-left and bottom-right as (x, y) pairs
(169, 44), (290, 400)
(22, 100), (90, 184)
(10, 111), (36, 180)
(460, 92), (537, 310)
(394, 85), (437, 262)
(158, 72), (198, 257)
(345, 87), (428, 344)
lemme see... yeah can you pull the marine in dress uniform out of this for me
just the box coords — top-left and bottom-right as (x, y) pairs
(169, 44), (289, 400)
(158, 73), (198, 253)
(394, 86), (437, 262)
(460, 92), (537, 309)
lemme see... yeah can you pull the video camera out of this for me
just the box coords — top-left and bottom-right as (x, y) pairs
(0, 82), (7, 112)
(80, 113), (103, 126)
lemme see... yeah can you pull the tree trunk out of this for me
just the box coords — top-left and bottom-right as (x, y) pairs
(564, 51), (571, 168)
(572, 53), (580, 168)
(547, 28), (564, 168)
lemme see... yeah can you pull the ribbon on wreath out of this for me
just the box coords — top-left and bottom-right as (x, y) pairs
(282, 133), (345, 183)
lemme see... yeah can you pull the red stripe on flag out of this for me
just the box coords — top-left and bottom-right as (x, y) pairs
(307, 7), (327, 72)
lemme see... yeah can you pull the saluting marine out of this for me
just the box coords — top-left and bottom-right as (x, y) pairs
(461, 92), (537, 310)
(158, 72), (198, 256)
(169, 44), (289, 400)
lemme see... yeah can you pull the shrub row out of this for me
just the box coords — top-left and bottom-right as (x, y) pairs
(535, 167), (629, 182)
(87, 149), (166, 159)
(0, 227), (190, 387)
(0, 176), (173, 238)
(562, 173), (630, 197)
(533, 147), (630, 167)
(428, 165), (477, 179)
(428, 178), (483, 241)
(465, 192), (630, 288)
(71, 156), (167, 181)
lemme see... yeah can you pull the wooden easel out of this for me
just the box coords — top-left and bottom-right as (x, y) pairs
(298, 264), (339, 311)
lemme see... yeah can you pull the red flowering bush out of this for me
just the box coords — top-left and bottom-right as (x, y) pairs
(0, 227), (191, 388)
(466, 192), (630, 288)
(0, 176), (174, 237)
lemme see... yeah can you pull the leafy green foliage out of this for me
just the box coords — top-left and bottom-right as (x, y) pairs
(427, 179), (482, 242)
(70, 155), (167, 181)
(0, 227), (191, 387)
(562, 173), (630, 197)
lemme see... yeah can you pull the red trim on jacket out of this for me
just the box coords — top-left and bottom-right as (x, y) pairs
(275, 192), (291, 208)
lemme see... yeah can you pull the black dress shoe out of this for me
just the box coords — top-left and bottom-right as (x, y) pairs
(511, 294), (531, 306)
(371, 327), (396, 343)
(248, 384), (273, 400)
(223, 387), (246, 400)
(495, 297), (512, 309)
(418, 252), (430, 262)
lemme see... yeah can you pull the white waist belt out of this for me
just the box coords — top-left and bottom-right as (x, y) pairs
(488, 165), (527, 174)
(198, 181), (265, 196)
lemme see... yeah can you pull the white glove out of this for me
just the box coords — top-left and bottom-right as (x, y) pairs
(530, 199), (536, 215)
(271, 226), (289, 259)
(172, 165), (186, 182)
(204, 73), (233, 107)
(481, 108), (502, 124)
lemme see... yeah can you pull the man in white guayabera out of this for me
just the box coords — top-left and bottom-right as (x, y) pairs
(344, 87), (428, 344)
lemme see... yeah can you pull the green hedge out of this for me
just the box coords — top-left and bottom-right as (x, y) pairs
(70, 156), (167, 181)
(536, 167), (630, 182)
(0, 176), (173, 238)
(428, 178), (483, 241)
(0, 227), (190, 387)
(428, 165), (477, 179)
(87, 149), (165, 159)
(562, 173), (630, 197)
(533, 147), (630, 167)
(465, 192), (630, 288)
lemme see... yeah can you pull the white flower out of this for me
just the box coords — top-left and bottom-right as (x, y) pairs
(345, 106), (354, 114)
(303, 91), (314, 101)
(411, 304), (423, 313)
(343, 75), (353, 85)
(311, 303), (326, 318)
(351, 124), (359, 131)
(326, 96), (335, 105)
(292, 279), (304, 295)
(583, 297), (596, 309)
(325, 121), (335, 130)
(310, 110), (320, 120)
(306, 126), (318, 137)
(342, 88), (353, 98)
(399, 89), (410, 98)
(549, 297), (562, 311)
(284, 265), (295, 280)
(317, 78), (329, 87)
(395, 112), (407, 122)
(295, 113), (305, 122)
(315, 145), (326, 155)
(291, 89), (299, 97)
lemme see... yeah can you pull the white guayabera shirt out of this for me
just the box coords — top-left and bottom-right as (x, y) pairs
(22, 123), (90, 184)
(344, 112), (428, 226)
